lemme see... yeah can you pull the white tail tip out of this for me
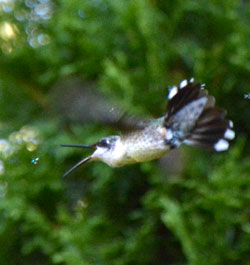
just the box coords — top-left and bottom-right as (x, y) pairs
(224, 129), (235, 140)
(214, 139), (229, 152)
(168, 86), (178, 99)
(179, 79), (188, 88)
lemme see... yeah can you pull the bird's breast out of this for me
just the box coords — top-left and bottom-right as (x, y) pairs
(121, 126), (169, 163)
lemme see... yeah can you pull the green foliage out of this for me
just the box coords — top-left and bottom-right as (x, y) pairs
(0, 0), (250, 264)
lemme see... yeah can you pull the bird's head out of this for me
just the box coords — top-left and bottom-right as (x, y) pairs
(61, 135), (121, 177)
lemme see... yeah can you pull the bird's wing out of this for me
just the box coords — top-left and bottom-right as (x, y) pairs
(112, 112), (152, 132)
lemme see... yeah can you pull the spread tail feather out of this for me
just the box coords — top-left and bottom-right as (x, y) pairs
(183, 110), (235, 151)
(165, 79), (235, 151)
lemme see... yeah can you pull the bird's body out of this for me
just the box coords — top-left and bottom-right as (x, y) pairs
(87, 120), (169, 168)
(61, 79), (235, 177)
(119, 118), (169, 165)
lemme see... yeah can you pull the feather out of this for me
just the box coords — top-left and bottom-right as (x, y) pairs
(165, 80), (235, 151)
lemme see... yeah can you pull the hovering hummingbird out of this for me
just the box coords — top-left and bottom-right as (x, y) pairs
(61, 79), (235, 177)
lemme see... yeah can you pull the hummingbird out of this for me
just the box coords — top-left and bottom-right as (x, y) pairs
(61, 79), (235, 177)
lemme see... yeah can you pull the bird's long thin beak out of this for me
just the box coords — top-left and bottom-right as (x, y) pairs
(61, 143), (96, 177)
(61, 144), (96, 149)
(62, 156), (93, 178)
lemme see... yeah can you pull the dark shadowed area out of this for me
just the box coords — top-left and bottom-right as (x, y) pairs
(0, 1), (250, 265)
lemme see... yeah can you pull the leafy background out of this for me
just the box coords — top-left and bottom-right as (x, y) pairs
(0, 0), (250, 264)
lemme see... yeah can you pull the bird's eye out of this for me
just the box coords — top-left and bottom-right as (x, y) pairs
(97, 139), (109, 148)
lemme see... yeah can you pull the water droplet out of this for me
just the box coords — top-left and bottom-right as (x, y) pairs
(78, 9), (86, 18)
(28, 36), (39, 48)
(75, 200), (88, 210)
(27, 142), (37, 151)
(31, 157), (39, 165)
(0, 22), (16, 40)
(37, 33), (50, 45)
(35, 3), (52, 19)
(0, 139), (10, 152)
(15, 10), (28, 21)
(25, 0), (37, 8)
(109, 107), (115, 113)
(0, 160), (4, 175)
(2, 2), (14, 13)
